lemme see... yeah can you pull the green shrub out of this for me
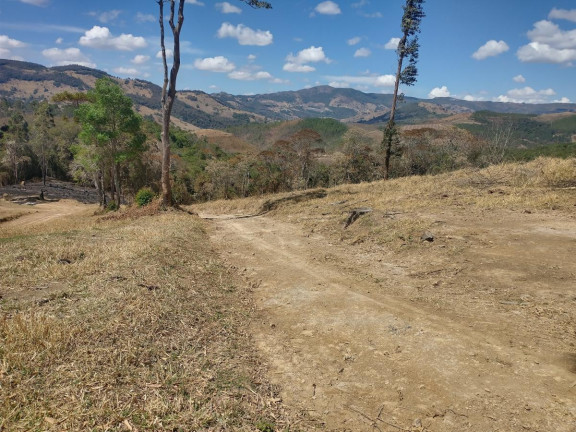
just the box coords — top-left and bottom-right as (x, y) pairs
(106, 201), (119, 212)
(135, 187), (155, 207)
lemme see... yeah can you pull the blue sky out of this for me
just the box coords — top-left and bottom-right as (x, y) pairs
(1, 0), (575, 104)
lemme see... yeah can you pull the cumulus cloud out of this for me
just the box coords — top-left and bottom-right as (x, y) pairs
(284, 63), (316, 73)
(315, 1), (341, 15)
(354, 47), (371, 57)
(429, 86), (451, 98)
(55, 37), (63, 44)
(284, 46), (330, 72)
(513, 74), (526, 83)
(228, 70), (272, 81)
(0, 35), (27, 57)
(384, 37), (400, 50)
(156, 49), (173, 59)
(194, 56), (235, 72)
(136, 12), (156, 23)
(517, 20), (576, 64)
(79, 26), (147, 51)
(0, 35), (27, 49)
(186, 0), (205, 5)
(216, 2), (242, 14)
(131, 54), (150, 64)
(42, 47), (95, 68)
(19, 0), (49, 6)
(217, 22), (273, 46)
(347, 36), (361, 46)
(496, 86), (558, 104)
(325, 74), (395, 88)
(472, 40), (509, 60)
(548, 8), (576, 23)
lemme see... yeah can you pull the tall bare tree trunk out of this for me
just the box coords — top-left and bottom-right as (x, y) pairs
(382, 34), (406, 181)
(158, 0), (185, 207)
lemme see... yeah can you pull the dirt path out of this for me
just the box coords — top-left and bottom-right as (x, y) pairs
(205, 212), (576, 431)
(0, 199), (95, 232)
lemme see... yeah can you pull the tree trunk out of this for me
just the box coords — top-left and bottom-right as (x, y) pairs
(158, 0), (185, 208)
(382, 35), (407, 181)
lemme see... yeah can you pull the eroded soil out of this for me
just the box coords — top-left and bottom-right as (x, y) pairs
(204, 207), (576, 431)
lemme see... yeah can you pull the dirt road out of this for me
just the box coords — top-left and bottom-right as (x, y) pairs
(206, 211), (576, 431)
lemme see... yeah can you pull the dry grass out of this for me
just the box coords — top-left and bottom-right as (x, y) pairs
(193, 157), (576, 251)
(0, 210), (312, 431)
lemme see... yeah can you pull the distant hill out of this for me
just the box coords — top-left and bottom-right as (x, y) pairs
(2, 59), (576, 130)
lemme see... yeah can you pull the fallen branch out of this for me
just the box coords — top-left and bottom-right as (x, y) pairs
(344, 207), (372, 229)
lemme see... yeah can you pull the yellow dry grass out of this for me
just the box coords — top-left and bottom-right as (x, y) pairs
(193, 157), (576, 251)
(0, 209), (310, 431)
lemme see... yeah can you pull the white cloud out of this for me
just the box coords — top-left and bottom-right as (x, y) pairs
(131, 54), (150, 64)
(554, 97), (572, 103)
(194, 56), (235, 72)
(348, 36), (361, 46)
(186, 0), (205, 5)
(0, 35), (27, 49)
(217, 22), (273, 46)
(325, 74), (395, 88)
(472, 40), (509, 60)
(156, 49), (173, 59)
(247, 54), (256, 61)
(42, 47), (96, 68)
(114, 67), (138, 75)
(79, 26), (147, 51)
(513, 74), (526, 83)
(90, 10), (122, 24)
(429, 86), (451, 98)
(287, 46), (330, 64)
(354, 47), (371, 57)
(517, 42), (576, 64)
(228, 70), (272, 81)
(548, 8), (576, 23)
(55, 37), (63, 44)
(496, 86), (558, 104)
(284, 63), (316, 72)
(136, 12), (156, 23)
(517, 20), (576, 64)
(527, 20), (576, 49)
(216, 2), (242, 14)
(284, 46), (330, 72)
(113, 67), (149, 78)
(315, 1), (341, 15)
(0, 35), (27, 58)
(384, 37), (400, 50)
(19, 0), (49, 6)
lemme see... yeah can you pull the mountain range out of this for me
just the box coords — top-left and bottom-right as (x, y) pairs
(1, 59), (576, 131)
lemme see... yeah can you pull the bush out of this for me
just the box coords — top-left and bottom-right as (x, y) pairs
(134, 187), (155, 207)
(106, 201), (119, 212)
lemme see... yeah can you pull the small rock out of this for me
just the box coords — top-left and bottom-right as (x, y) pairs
(421, 231), (435, 242)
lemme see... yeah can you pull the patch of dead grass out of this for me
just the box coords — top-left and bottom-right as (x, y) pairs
(0, 211), (313, 431)
(193, 157), (576, 252)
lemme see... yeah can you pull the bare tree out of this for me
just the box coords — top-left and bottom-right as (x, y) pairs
(158, 0), (184, 207)
(382, 0), (425, 179)
(157, 0), (271, 207)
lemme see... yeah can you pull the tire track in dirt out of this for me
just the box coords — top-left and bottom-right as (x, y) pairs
(206, 214), (576, 431)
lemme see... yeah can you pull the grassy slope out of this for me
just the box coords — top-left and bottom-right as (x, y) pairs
(194, 157), (576, 250)
(0, 206), (310, 431)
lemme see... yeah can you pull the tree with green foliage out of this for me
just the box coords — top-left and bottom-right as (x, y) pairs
(382, 0), (425, 179)
(75, 77), (146, 208)
(31, 100), (56, 185)
(1, 110), (31, 183)
(157, 0), (272, 207)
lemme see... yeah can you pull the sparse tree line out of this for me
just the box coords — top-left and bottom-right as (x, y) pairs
(1, 77), (570, 207)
